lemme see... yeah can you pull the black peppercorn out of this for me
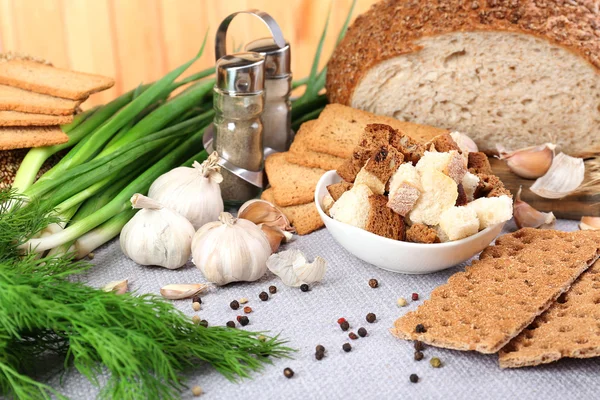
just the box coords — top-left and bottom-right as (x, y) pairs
(348, 332), (358, 340)
(199, 320), (208, 328)
(414, 351), (424, 361)
(357, 327), (367, 337)
(239, 316), (249, 326)
(226, 321), (236, 328)
(410, 374), (419, 383)
(368, 278), (379, 288)
(259, 291), (269, 301)
(415, 324), (426, 333)
(300, 284), (309, 292)
(342, 343), (352, 352)
(366, 313), (376, 323)
(316, 345), (325, 353)
(315, 351), (324, 360)
(283, 368), (294, 378)
(269, 285), (277, 294)
(230, 300), (240, 310)
(192, 295), (202, 304)
(340, 321), (350, 331)
(414, 341), (424, 351)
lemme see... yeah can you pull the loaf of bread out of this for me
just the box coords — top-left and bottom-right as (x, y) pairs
(326, 0), (600, 156)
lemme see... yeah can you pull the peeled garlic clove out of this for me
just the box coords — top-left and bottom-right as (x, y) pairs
(450, 131), (478, 153)
(530, 153), (585, 199)
(160, 283), (209, 300)
(497, 143), (556, 179)
(102, 279), (128, 295)
(267, 249), (326, 287)
(580, 216), (600, 231)
(238, 199), (295, 233)
(513, 187), (556, 229)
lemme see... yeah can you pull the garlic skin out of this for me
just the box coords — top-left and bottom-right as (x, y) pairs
(120, 194), (195, 269)
(530, 152), (585, 199)
(260, 224), (293, 253)
(497, 143), (555, 179)
(238, 199), (294, 233)
(148, 151), (223, 229)
(450, 131), (479, 153)
(580, 216), (600, 231)
(513, 187), (556, 229)
(192, 212), (271, 286)
(266, 249), (327, 287)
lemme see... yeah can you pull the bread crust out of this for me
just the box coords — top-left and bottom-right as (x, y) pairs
(326, 0), (600, 106)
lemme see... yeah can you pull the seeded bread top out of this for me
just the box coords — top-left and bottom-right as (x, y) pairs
(326, 0), (600, 106)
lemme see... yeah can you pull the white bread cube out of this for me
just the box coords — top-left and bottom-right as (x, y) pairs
(354, 168), (385, 195)
(416, 150), (467, 183)
(461, 172), (480, 201)
(439, 206), (480, 241)
(466, 195), (513, 229)
(322, 194), (335, 216)
(329, 184), (373, 229)
(387, 163), (422, 216)
(407, 169), (458, 226)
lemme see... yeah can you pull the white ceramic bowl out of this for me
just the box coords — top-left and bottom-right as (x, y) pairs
(315, 170), (504, 274)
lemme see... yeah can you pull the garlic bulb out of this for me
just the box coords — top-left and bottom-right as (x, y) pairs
(580, 216), (600, 231)
(513, 187), (556, 229)
(497, 143), (556, 179)
(120, 194), (195, 269)
(148, 151), (223, 229)
(238, 199), (294, 252)
(192, 212), (271, 285)
(530, 152), (585, 199)
(266, 249), (327, 287)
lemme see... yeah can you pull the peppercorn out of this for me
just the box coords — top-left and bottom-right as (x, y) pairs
(368, 278), (379, 288)
(88, 252), (95, 260)
(300, 284), (309, 292)
(259, 291), (269, 301)
(192, 302), (201, 312)
(199, 320), (208, 328)
(243, 306), (253, 314)
(414, 341), (425, 351)
(415, 324), (426, 333)
(412, 293), (419, 301)
(230, 300), (240, 310)
(409, 374), (419, 383)
(357, 327), (367, 337)
(191, 385), (203, 396)
(192, 315), (201, 325)
(337, 317), (347, 325)
(397, 297), (407, 307)
(239, 316), (249, 326)
(226, 321), (236, 328)
(348, 332), (358, 340)
(283, 367), (294, 378)
(239, 297), (249, 304)
(315, 351), (324, 360)
(414, 351), (424, 361)
(366, 313), (376, 323)
(340, 321), (350, 331)
(258, 335), (267, 342)
(430, 357), (442, 368)
(342, 343), (352, 352)
(269, 285), (277, 294)
(316, 345), (325, 353)
(192, 295), (202, 304)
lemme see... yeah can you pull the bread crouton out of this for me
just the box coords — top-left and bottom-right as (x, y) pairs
(355, 145), (403, 194)
(406, 223), (440, 244)
(389, 131), (425, 165)
(329, 184), (373, 228)
(416, 150), (467, 184)
(466, 195), (513, 229)
(425, 132), (461, 153)
(387, 163), (421, 216)
(366, 194), (405, 240)
(327, 181), (353, 201)
(407, 169), (458, 226)
(439, 206), (480, 241)
(467, 152), (493, 175)
(474, 173), (512, 199)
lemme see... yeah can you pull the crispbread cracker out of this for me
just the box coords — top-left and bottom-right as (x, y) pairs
(0, 110), (73, 127)
(261, 188), (323, 235)
(0, 126), (68, 150)
(0, 59), (114, 100)
(265, 152), (326, 207)
(499, 258), (600, 368)
(305, 104), (447, 159)
(0, 84), (82, 115)
(286, 120), (345, 170)
(391, 229), (600, 354)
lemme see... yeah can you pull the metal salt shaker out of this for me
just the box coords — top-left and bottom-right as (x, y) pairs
(245, 38), (292, 155)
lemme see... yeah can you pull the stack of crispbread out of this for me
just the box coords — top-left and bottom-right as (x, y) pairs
(391, 228), (600, 369)
(262, 104), (448, 235)
(0, 54), (114, 187)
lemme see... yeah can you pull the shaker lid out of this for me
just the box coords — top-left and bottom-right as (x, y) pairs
(245, 37), (291, 78)
(216, 52), (265, 94)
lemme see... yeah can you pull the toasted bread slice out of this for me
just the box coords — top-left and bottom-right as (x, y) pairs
(0, 84), (82, 115)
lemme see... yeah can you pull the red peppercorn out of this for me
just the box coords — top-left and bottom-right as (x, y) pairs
(236, 315), (242, 322)
(337, 317), (347, 325)
(412, 293), (419, 301)
(348, 332), (359, 340)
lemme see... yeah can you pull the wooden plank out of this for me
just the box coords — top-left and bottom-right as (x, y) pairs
(0, 0), (17, 52)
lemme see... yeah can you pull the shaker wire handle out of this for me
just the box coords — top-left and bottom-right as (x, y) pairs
(215, 9), (286, 61)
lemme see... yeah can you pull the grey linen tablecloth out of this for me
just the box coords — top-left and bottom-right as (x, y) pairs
(46, 218), (600, 400)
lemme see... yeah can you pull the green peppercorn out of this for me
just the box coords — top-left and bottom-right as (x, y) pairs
(230, 300), (240, 310)
(368, 278), (379, 288)
(414, 341), (424, 351)
(226, 321), (236, 328)
(259, 291), (269, 301)
(415, 324), (426, 333)
(366, 313), (376, 323)
(284, 367), (294, 378)
(340, 321), (350, 331)
(269, 285), (277, 294)
(342, 343), (352, 352)
(430, 357), (442, 368)
(357, 327), (367, 337)
(316, 345), (325, 353)
(409, 374), (419, 383)
(414, 351), (424, 361)
(300, 284), (309, 292)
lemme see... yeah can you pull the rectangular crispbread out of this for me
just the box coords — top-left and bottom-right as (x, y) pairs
(0, 110), (73, 127)
(265, 152), (326, 207)
(261, 188), (323, 235)
(0, 84), (82, 115)
(499, 258), (600, 368)
(391, 228), (600, 354)
(0, 59), (114, 100)
(0, 125), (68, 150)
(304, 104), (447, 159)
(286, 120), (346, 171)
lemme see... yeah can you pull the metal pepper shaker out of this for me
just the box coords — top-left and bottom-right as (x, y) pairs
(245, 38), (292, 155)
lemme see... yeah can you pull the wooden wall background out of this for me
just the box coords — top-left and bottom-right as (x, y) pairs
(0, 0), (376, 107)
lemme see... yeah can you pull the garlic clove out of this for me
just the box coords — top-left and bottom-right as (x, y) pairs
(513, 187), (556, 229)
(580, 216), (600, 231)
(102, 279), (128, 295)
(160, 283), (209, 300)
(266, 249), (327, 287)
(530, 153), (585, 199)
(261, 224), (287, 253)
(450, 131), (479, 153)
(238, 199), (295, 233)
(497, 143), (556, 179)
